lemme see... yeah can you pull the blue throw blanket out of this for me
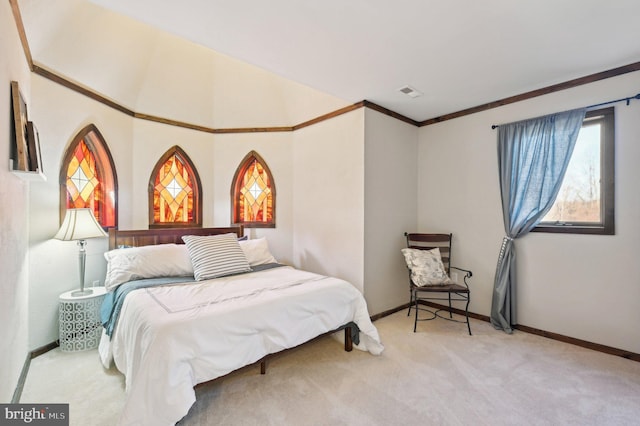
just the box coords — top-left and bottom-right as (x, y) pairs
(101, 276), (195, 337)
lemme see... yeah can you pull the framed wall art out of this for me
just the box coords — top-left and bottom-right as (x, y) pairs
(26, 120), (43, 174)
(11, 80), (29, 171)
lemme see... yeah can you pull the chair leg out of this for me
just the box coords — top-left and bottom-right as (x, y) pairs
(407, 290), (413, 316)
(413, 296), (419, 332)
(465, 296), (472, 336)
(448, 293), (453, 318)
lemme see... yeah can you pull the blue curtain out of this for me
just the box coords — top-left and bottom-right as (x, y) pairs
(491, 108), (586, 333)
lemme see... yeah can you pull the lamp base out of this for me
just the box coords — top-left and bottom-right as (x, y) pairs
(71, 288), (94, 297)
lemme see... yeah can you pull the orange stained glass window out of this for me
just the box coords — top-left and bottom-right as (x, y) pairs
(67, 141), (100, 208)
(60, 125), (117, 228)
(149, 146), (202, 227)
(232, 151), (276, 227)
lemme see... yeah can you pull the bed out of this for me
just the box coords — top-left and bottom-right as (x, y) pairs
(98, 226), (384, 426)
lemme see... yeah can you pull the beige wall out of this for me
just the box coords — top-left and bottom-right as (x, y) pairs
(418, 71), (640, 353)
(0, 0), (32, 401)
(292, 110), (366, 290)
(364, 109), (418, 314)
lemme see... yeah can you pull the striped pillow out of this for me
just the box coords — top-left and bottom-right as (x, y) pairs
(182, 233), (252, 281)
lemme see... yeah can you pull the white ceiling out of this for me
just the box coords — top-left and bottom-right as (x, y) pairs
(54, 1), (640, 122)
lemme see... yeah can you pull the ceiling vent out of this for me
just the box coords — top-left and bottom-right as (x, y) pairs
(398, 85), (423, 98)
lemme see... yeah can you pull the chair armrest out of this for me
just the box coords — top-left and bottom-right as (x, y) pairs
(450, 266), (473, 288)
(450, 266), (472, 278)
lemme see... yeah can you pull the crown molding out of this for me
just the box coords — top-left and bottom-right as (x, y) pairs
(10, 0), (640, 132)
(419, 61), (640, 126)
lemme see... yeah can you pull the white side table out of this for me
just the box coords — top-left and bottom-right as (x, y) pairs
(58, 287), (107, 352)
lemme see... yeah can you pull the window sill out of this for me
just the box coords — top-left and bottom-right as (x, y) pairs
(532, 224), (614, 235)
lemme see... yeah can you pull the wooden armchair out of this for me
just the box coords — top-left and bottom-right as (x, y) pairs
(403, 232), (473, 334)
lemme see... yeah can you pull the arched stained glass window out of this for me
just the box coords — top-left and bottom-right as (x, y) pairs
(149, 146), (202, 228)
(59, 124), (117, 228)
(231, 151), (276, 228)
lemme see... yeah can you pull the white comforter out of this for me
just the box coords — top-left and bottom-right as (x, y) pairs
(99, 266), (384, 426)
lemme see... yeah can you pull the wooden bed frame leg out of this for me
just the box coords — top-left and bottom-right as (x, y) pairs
(344, 327), (353, 352)
(258, 325), (353, 376)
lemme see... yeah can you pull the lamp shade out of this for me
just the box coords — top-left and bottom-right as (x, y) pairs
(54, 208), (108, 241)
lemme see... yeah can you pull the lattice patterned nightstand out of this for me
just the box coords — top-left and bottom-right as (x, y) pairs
(58, 287), (107, 352)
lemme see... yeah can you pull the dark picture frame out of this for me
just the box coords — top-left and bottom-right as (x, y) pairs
(26, 121), (43, 174)
(10, 80), (29, 171)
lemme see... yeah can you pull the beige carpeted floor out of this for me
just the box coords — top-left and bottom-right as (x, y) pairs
(20, 311), (640, 425)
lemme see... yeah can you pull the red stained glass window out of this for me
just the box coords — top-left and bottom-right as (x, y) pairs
(231, 151), (275, 228)
(60, 125), (117, 228)
(149, 146), (201, 228)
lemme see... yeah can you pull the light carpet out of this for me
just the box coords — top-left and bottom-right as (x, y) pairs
(20, 311), (640, 425)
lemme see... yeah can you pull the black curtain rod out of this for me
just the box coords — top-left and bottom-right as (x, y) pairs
(491, 92), (640, 129)
(585, 92), (640, 109)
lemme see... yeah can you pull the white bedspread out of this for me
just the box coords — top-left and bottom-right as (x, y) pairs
(100, 266), (383, 426)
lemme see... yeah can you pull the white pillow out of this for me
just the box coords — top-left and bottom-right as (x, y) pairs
(182, 233), (252, 281)
(401, 247), (453, 286)
(239, 237), (277, 266)
(104, 244), (193, 291)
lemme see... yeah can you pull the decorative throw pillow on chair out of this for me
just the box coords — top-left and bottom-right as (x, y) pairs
(401, 247), (453, 286)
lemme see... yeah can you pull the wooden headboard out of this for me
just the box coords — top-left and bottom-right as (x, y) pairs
(108, 226), (244, 250)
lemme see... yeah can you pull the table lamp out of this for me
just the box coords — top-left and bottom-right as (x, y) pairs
(54, 208), (108, 296)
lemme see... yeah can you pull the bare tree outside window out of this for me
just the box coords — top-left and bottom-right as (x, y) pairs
(535, 107), (614, 235)
(542, 124), (600, 223)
